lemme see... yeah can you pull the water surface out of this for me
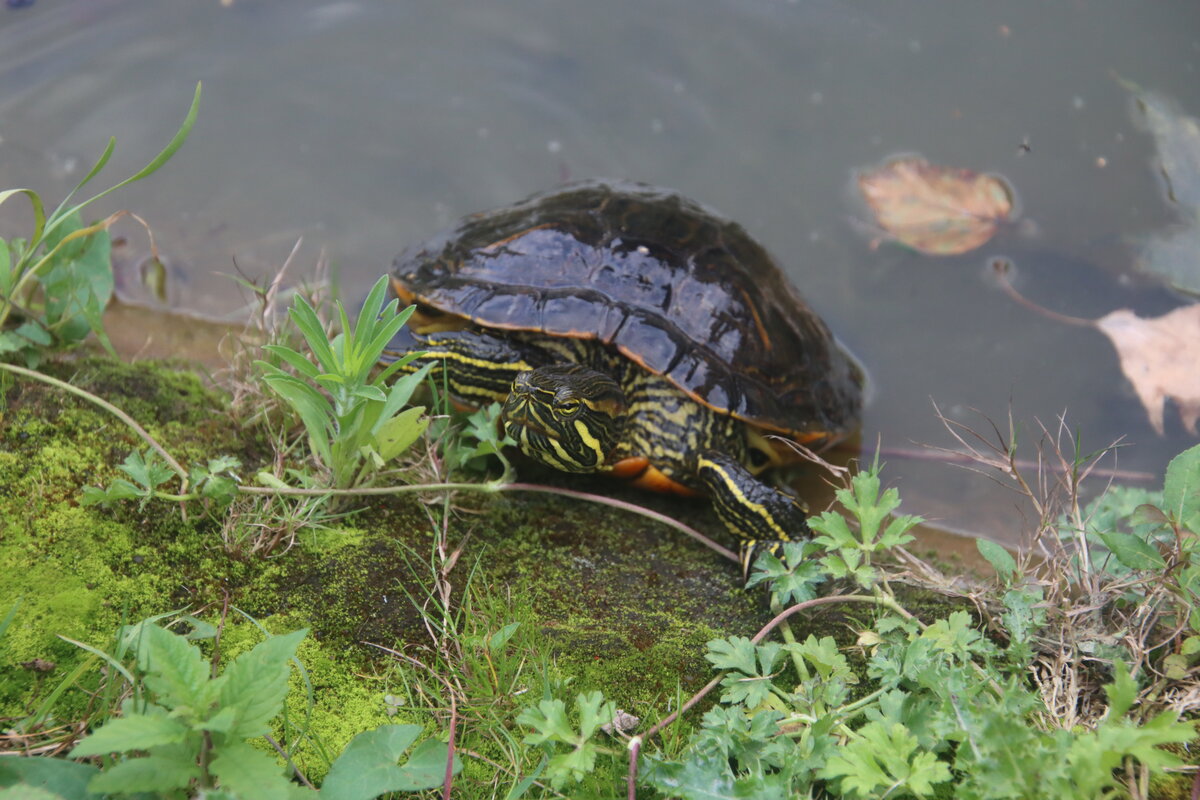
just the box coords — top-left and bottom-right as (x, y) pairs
(2, 0), (1198, 544)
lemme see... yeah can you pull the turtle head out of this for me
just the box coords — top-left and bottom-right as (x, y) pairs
(501, 365), (627, 473)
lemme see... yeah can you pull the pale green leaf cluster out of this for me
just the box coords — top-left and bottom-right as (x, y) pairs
(0, 84), (201, 366)
(636, 451), (1200, 798)
(516, 691), (616, 789)
(438, 401), (517, 476)
(256, 275), (431, 491)
(1056, 444), (1200, 636)
(745, 540), (823, 606)
(706, 637), (787, 708)
(69, 622), (306, 798)
(821, 720), (951, 798)
(7, 622), (459, 800)
(81, 449), (241, 509)
(808, 464), (921, 588)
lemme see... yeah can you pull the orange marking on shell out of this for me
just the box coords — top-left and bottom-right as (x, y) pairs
(737, 284), (772, 352)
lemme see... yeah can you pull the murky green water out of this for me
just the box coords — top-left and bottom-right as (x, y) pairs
(2, 0), (1198, 544)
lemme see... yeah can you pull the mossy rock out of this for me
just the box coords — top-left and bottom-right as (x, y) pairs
(0, 357), (790, 763)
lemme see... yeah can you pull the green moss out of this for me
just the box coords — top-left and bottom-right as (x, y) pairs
(0, 359), (251, 716)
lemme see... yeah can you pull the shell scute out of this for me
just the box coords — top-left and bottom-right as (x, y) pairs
(392, 179), (863, 436)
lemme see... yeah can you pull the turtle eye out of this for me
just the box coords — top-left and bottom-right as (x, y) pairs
(555, 397), (582, 416)
(748, 447), (771, 469)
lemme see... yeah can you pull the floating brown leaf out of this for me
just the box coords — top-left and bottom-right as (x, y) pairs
(995, 262), (1200, 436)
(1095, 304), (1200, 435)
(858, 156), (1014, 255)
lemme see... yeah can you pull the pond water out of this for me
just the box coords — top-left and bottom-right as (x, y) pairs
(2, 0), (1198, 546)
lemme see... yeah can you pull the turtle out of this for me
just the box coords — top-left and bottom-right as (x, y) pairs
(387, 179), (863, 564)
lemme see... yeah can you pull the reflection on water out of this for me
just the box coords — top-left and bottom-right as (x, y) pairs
(2, 0), (1199, 545)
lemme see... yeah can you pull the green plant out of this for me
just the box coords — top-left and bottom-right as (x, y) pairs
(256, 275), (432, 493)
(0, 84), (201, 366)
(0, 619), (459, 799)
(0, 361), (243, 516)
(81, 449), (242, 509)
(503, 452), (1200, 799)
(517, 691), (618, 791)
(807, 458), (922, 591)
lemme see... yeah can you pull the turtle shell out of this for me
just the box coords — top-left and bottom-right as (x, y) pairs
(391, 180), (863, 437)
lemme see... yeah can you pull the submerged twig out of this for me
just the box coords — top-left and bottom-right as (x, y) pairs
(875, 443), (1154, 483)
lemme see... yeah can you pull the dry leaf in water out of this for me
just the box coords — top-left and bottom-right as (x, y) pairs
(1095, 304), (1200, 435)
(858, 156), (1014, 255)
(995, 263), (1200, 436)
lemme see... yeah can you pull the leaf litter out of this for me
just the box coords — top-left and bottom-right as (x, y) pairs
(857, 155), (1015, 256)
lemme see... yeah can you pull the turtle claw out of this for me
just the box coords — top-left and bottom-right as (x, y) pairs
(738, 539), (788, 580)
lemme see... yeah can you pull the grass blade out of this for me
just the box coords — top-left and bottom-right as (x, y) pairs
(62, 82), (202, 219)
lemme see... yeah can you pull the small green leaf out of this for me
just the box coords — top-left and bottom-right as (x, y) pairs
(1163, 653), (1189, 680)
(259, 372), (334, 465)
(133, 623), (211, 711)
(793, 635), (852, 681)
(0, 189), (46, 257)
(373, 363), (433, 432)
(287, 295), (339, 374)
(80, 479), (143, 506)
(0, 753), (100, 799)
(218, 628), (306, 740)
(487, 622), (520, 653)
(117, 450), (174, 492)
(820, 721), (951, 799)
(746, 541), (824, 605)
(388, 737), (455, 791)
(321, 724), (460, 799)
(575, 691), (614, 739)
(373, 406), (428, 463)
(70, 713), (189, 756)
(810, 510), (857, 549)
(1104, 660), (1138, 720)
(260, 345), (322, 379)
(210, 741), (293, 800)
(0, 331), (30, 356)
(203, 706), (240, 735)
(12, 322), (52, 347)
(87, 750), (200, 794)
(39, 212), (113, 346)
(255, 472), (292, 489)
(1098, 531), (1166, 571)
(1163, 444), (1200, 533)
(976, 538), (1017, 583)
(349, 384), (387, 403)
(641, 753), (768, 799)
(920, 610), (987, 661)
(705, 637), (758, 676)
(517, 699), (576, 744)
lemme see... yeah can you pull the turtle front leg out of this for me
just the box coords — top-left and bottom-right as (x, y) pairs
(693, 450), (812, 574)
